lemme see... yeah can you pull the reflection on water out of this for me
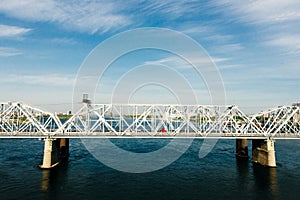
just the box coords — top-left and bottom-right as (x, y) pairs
(236, 159), (250, 182)
(40, 162), (69, 198)
(41, 170), (50, 192)
(236, 159), (279, 199)
(253, 164), (279, 199)
(268, 168), (278, 195)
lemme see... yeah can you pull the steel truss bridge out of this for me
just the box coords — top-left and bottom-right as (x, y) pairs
(0, 102), (299, 139)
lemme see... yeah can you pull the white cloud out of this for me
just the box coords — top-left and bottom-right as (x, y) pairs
(0, 24), (31, 37)
(143, 55), (231, 70)
(0, 74), (75, 87)
(0, 1), (214, 34)
(181, 26), (210, 35)
(265, 34), (300, 54)
(0, 47), (22, 56)
(144, 56), (197, 69)
(51, 37), (77, 44)
(212, 57), (231, 63)
(217, 64), (243, 70)
(0, 0), (130, 34)
(205, 34), (234, 43)
(211, 1), (300, 51)
(214, 0), (300, 24)
(209, 43), (243, 54)
(139, 0), (202, 18)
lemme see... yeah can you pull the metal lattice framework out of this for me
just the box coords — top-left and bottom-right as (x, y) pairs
(0, 102), (61, 137)
(249, 105), (300, 137)
(0, 102), (299, 138)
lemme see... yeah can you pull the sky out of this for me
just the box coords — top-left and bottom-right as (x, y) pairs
(0, 0), (300, 113)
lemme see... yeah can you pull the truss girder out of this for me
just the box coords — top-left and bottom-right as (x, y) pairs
(0, 102), (299, 138)
(0, 102), (62, 136)
(54, 104), (300, 138)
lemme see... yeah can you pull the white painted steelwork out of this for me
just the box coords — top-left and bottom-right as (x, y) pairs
(0, 102), (299, 138)
(0, 102), (61, 137)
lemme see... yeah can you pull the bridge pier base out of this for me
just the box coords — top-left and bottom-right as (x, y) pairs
(39, 138), (69, 169)
(252, 139), (276, 167)
(236, 139), (249, 160)
(59, 138), (69, 161)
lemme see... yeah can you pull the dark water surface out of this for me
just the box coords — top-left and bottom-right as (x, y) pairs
(0, 138), (300, 200)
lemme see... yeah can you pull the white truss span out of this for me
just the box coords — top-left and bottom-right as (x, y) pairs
(0, 102), (62, 137)
(0, 102), (299, 138)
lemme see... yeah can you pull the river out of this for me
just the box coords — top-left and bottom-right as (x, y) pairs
(0, 138), (300, 200)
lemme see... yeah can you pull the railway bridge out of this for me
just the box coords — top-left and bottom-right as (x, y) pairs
(0, 100), (299, 169)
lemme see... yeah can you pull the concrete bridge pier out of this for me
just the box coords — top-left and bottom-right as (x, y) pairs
(236, 139), (249, 160)
(252, 139), (276, 167)
(39, 138), (69, 169)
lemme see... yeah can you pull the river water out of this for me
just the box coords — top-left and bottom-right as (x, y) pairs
(0, 138), (300, 200)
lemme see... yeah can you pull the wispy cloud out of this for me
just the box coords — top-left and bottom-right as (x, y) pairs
(139, 0), (204, 18)
(144, 55), (232, 70)
(51, 37), (77, 45)
(212, 0), (300, 54)
(217, 64), (243, 70)
(205, 34), (234, 43)
(179, 23), (235, 43)
(181, 26), (210, 35)
(214, 0), (300, 24)
(0, 0), (130, 34)
(265, 34), (300, 55)
(0, 1), (216, 34)
(209, 43), (243, 54)
(212, 57), (231, 63)
(0, 74), (75, 87)
(0, 47), (22, 57)
(0, 24), (31, 37)
(178, 23), (241, 57)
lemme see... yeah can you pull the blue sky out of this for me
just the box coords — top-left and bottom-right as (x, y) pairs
(0, 0), (299, 113)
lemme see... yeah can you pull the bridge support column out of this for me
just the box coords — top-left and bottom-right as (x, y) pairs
(39, 138), (69, 169)
(59, 138), (69, 160)
(236, 139), (249, 160)
(252, 139), (276, 167)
